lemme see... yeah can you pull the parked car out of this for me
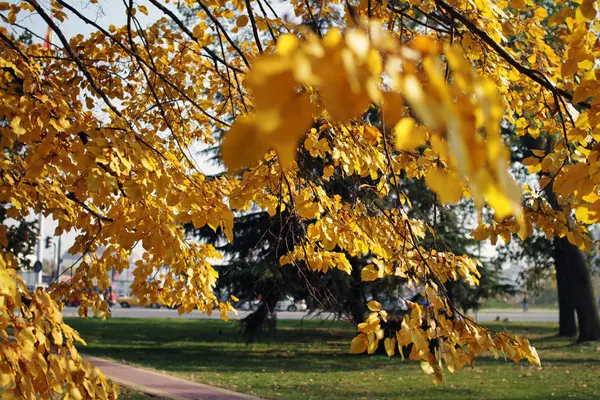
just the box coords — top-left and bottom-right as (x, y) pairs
(380, 293), (431, 317)
(235, 299), (260, 311)
(27, 284), (48, 292)
(275, 296), (307, 312)
(118, 295), (161, 308)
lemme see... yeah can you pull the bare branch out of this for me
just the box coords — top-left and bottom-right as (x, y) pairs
(245, 0), (264, 53)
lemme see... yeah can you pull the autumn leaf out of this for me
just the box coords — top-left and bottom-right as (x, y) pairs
(394, 117), (426, 151)
(384, 337), (396, 357)
(367, 300), (382, 312)
(236, 15), (249, 27)
(350, 334), (368, 354)
(580, 0), (597, 19)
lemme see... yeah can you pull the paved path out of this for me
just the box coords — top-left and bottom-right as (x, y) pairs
(63, 306), (561, 323)
(87, 356), (262, 400)
(469, 309), (559, 323)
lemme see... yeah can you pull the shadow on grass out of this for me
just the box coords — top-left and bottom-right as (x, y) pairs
(67, 318), (600, 375)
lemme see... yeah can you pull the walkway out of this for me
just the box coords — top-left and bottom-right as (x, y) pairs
(86, 356), (263, 400)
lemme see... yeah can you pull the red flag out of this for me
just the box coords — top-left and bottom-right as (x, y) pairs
(42, 25), (52, 50)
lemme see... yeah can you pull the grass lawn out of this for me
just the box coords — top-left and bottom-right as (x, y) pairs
(119, 386), (164, 400)
(66, 317), (600, 400)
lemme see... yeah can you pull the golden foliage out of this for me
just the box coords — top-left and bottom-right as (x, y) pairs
(1, 0), (598, 395)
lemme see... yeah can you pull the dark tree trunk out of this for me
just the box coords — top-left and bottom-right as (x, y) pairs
(554, 237), (600, 341)
(553, 237), (577, 337)
(520, 135), (600, 341)
(347, 259), (368, 324)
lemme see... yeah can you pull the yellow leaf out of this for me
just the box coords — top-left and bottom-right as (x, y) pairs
(567, 231), (583, 248)
(381, 91), (406, 127)
(576, 205), (600, 223)
(7, 9), (16, 24)
(534, 7), (548, 20)
(0, 369), (14, 389)
(510, 0), (526, 10)
(0, 270), (15, 297)
(363, 125), (380, 145)
(10, 116), (25, 136)
(125, 182), (143, 202)
(69, 387), (83, 400)
(166, 192), (180, 207)
(270, 93), (314, 169)
(221, 116), (268, 172)
(367, 334), (379, 354)
(51, 328), (63, 346)
(323, 165), (335, 179)
(17, 327), (35, 360)
(426, 168), (463, 204)
(236, 15), (249, 27)
(350, 334), (368, 354)
(367, 300), (381, 312)
(521, 157), (539, 166)
(394, 117), (426, 151)
(562, 58), (578, 77)
(384, 337), (396, 357)
(420, 361), (435, 375)
(276, 34), (299, 56)
(432, 370), (444, 386)
(360, 264), (380, 281)
(138, 5), (148, 15)
(580, 0), (597, 19)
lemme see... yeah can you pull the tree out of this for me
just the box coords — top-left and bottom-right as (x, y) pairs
(3, 0), (600, 397)
(493, 129), (600, 339)
(0, 205), (38, 268)
(0, 28), (38, 269)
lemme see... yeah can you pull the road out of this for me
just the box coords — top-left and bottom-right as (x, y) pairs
(61, 306), (559, 322)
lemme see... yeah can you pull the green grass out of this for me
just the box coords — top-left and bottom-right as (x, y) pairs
(119, 386), (165, 400)
(66, 317), (600, 400)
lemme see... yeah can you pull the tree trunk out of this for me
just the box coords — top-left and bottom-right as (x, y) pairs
(520, 135), (600, 340)
(553, 237), (577, 337)
(554, 236), (600, 341)
(348, 259), (367, 324)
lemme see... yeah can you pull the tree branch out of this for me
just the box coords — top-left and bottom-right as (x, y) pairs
(146, 0), (244, 73)
(196, 0), (251, 67)
(434, 0), (590, 110)
(245, 0), (264, 53)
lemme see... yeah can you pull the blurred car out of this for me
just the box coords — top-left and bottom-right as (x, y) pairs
(118, 296), (161, 308)
(275, 296), (307, 312)
(27, 284), (48, 292)
(381, 293), (431, 317)
(235, 299), (260, 311)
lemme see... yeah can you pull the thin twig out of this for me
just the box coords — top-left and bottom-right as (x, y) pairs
(245, 0), (264, 53)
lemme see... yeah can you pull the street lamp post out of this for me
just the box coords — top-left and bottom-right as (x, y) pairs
(36, 214), (44, 286)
